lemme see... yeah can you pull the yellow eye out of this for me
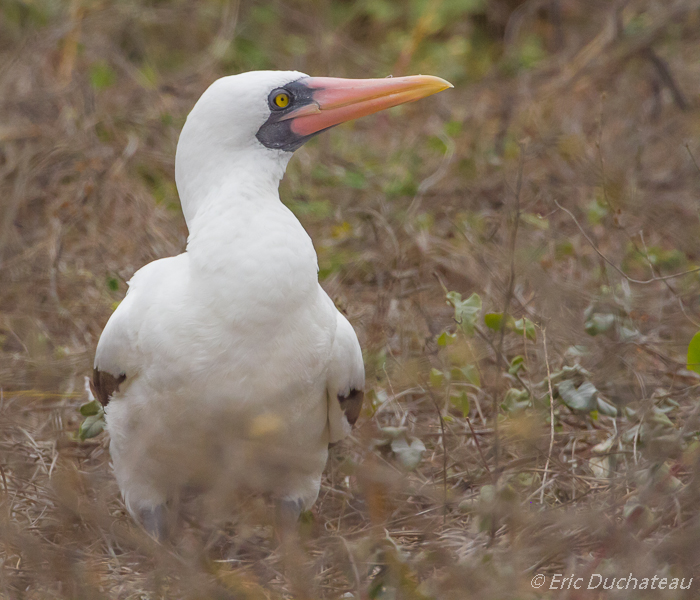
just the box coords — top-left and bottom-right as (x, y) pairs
(273, 92), (290, 108)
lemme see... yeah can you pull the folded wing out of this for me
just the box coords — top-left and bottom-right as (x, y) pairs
(326, 309), (365, 444)
(92, 256), (186, 407)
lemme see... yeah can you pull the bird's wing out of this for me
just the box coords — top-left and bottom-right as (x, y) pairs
(92, 256), (184, 407)
(91, 284), (138, 407)
(326, 308), (365, 444)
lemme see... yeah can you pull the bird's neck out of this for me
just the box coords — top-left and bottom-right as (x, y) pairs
(181, 163), (319, 313)
(176, 148), (291, 229)
(174, 133), (319, 311)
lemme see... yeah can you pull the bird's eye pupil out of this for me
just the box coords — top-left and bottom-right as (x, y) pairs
(274, 92), (290, 108)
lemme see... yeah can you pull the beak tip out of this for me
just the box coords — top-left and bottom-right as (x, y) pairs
(419, 75), (453, 93)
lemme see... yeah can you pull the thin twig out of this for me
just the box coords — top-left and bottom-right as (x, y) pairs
(540, 328), (556, 505)
(475, 326), (535, 400)
(340, 536), (362, 597)
(405, 130), (455, 222)
(493, 145), (526, 483)
(426, 388), (448, 523)
(553, 199), (700, 284)
(497, 146), (526, 368)
(643, 47), (689, 111)
(465, 416), (491, 476)
(686, 144), (700, 175)
(594, 106), (700, 327)
(0, 463), (7, 494)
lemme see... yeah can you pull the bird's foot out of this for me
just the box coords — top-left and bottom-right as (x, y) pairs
(138, 504), (169, 542)
(275, 497), (304, 525)
(274, 497), (305, 544)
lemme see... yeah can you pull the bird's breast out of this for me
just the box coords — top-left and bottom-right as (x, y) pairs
(175, 203), (334, 405)
(188, 202), (319, 321)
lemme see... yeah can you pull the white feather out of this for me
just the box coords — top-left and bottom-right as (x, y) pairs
(326, 307), (365, 443)
(94, 71), (364, 517)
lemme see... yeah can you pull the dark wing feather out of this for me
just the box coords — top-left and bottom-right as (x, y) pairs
(338, 388), (364, 426)
(91, 367), (126, 407)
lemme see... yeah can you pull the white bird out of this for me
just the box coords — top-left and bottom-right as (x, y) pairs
(91, 70), (452, 537)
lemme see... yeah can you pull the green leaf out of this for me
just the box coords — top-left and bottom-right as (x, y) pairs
(558, 380), (598, 412)
(502, 388), (530, 413)
(479, 484), (496, 504)
(484, 313), (536, 341)
(508, 355), (526, 375)
(79, 399), (101, 416)
(584, 313), (615, 336)
(446, 292), (482, 336)
(587, 200), (608, 225)
(596, 397), (618, 417)
(565, 345), (589, 358)
(555, 240), (575, 259)
(450, 391), (470, 417)
(618, 324), (639, 342)
(429, 368), (445, 388)
(520, 212), (549, 230)
(687, 331), (700, 375)
(650, 407), (674, 428)
(484, 312), (506, 331)
(459, 364), (480, 387)
(391, 436), (426, 470)
(546, 364), (591, 386)
(437, 331), (456, 346)
(89, 61), (116, 90)
(78, 413), (106, 440)
(513, 317), (537, 341)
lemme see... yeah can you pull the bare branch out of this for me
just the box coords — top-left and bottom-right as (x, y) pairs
(554, 199), (700, 285)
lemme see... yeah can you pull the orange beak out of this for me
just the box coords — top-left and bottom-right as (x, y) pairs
(282, 75), (453, 136)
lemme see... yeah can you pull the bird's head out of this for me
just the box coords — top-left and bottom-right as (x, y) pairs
(176, 70), (452, 224)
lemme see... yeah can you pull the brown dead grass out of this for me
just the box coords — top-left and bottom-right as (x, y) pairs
(2, 0), (700, 598)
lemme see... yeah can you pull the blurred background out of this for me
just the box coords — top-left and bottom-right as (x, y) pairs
(2, 0), (700, 597)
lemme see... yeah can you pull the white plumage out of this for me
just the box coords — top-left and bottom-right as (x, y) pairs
(92, 70), (450, 535)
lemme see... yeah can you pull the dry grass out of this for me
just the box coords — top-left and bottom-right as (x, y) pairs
(2, 0), (700, 598)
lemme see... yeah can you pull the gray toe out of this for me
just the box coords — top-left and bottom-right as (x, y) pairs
(139, 505), (169, 542)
